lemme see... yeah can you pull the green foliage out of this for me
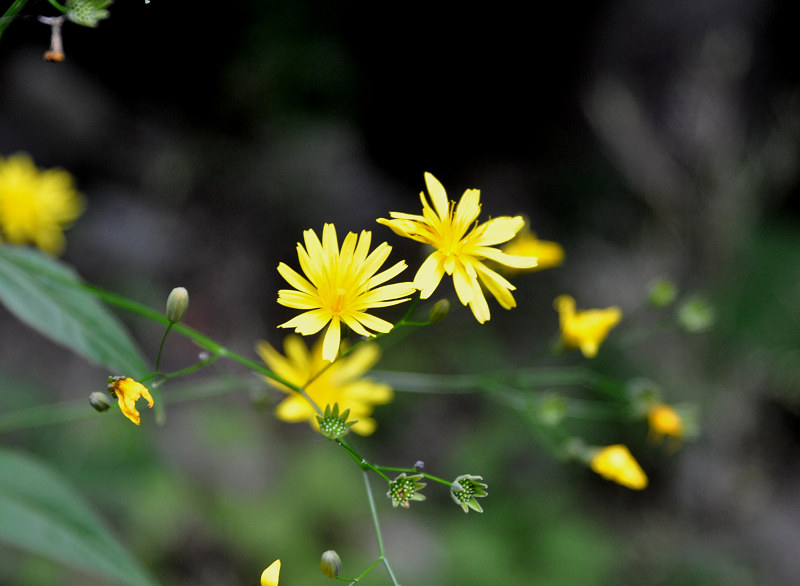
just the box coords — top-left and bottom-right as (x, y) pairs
(0, 447), (156, 586)
(0, 246), (149, 377)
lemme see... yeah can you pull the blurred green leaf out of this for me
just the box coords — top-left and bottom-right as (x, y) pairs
(0, 246), (149, 377)
(0, 448), (156, 586)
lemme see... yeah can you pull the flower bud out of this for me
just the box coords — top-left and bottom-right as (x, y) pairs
(648, 279), (678, 307)
(165, 287), (189, 323)
(677, 295), (715, 333)
(428, 299), (450, 323)
(320, 550), (342, 578)
(89, 391), (111, 412)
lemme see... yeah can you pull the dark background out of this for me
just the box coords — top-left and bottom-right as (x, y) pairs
(2, 0), (800, 584)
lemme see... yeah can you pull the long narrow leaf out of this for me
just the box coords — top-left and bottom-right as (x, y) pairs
(0, 448), (156, 585)
(0, 246), (149, 377)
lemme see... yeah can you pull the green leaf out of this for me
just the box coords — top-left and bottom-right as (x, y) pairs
(0, 447), (156, 585)
(0, 246), (149, 378)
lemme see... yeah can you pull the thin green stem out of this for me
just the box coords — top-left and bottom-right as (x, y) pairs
(362, 471), (400, 586)
(45, 0), (66, 12)
(154, 323), (174, 372)
(0, 0), (28, 38)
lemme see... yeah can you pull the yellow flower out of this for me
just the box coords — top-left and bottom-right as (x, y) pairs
(590, 444), (648, 490)
(377, 172), (538, 324)
(647, 403), (684, 441)
(554, 295), (622, 358)
(261, 559), (281, 586)
(256, 335), (393, 436)
(500, 223), (564, 274)
(0, 153), (84, 254)
(107, 376), (154, 425)
(277, 223), (415, 362)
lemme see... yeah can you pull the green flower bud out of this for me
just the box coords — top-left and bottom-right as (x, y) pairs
(66, 0), (112, 27)
(648, 279), (678, 307)
(89, 391), (111, 412)
(428, 299), (450, 323)
(166, 287), (189, 323)
(320, 550), (342, 579)
(450, 474), (489, 513)
(677, 295), (715, 332)
(387, 473), (426, 508)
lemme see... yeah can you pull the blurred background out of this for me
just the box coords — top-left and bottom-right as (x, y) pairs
(1, 0), (800, 583)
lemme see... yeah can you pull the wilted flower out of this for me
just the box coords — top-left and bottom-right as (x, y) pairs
(107, 376), (153, 425)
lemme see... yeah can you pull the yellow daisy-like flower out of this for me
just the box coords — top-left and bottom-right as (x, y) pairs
(277, 223), (415, 362)
(107, 376), (154, 425)
(500, 223), (564, 274)
(554, 295), (622, 358)
(260, 559), (281, 586)
(377, 172), (537, 323)
(647, 402), (684, 442)
(256, 335), (393, 436)
(0, 153), (84, 254)
(590, 444), (648, 490)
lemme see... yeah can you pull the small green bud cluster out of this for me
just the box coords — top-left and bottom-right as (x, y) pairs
(66, 0), (112, 27)
(316, 403), (356, 440)
(450, 474), (489, 513)
(387, 473), (426, 508)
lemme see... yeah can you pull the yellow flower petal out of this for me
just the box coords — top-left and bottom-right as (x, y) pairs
(590, 445), (648, 490)
(261, 559), (281, 586)
(554, 295), (621, 358)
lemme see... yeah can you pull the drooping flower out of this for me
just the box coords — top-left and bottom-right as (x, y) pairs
(647, 403), (684, 442)
(0, 153), (84, 254)
(589, 444), (648, 490)
(554, 295), (622, 358)
(260, 559), (281, 586)
(277, 223), (415, 362)
(500, 223), (564, 274)
(256, 335), (393, 436)
(377, 172), (538, 323)
(107, 376), (153, 425)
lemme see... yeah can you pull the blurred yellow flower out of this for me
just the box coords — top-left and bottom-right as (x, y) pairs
(500, 224), (564, 273)
(647, 403), (684, 441)
(261, 559), (281, 586)
(277, 223), (415, 362)
(590, 444), (648, 490)
(377, 172), (537, 324)
(256, 335), (393, 436)
(0, 153), (83, 254)
(107, 376), (153, 425)
(554, 295), (621, 358)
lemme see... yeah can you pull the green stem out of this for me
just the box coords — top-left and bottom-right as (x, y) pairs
(0, 0), (28, 39)
(45, 0), (66, 13)
(362, 471), (400, 586)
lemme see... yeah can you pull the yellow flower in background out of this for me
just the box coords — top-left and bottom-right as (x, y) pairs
(554, 295), (622, 358)
(260, 559), (281, 586)
(590, 444), (648, 490)
(107, 376), (154, 425)
(500, 223), (564, 274)
(0, 153), (84, 254)
(256, 335), (393, 436)
(377, 172), (538, 324)
(277, 224), (415, 362)
(647, 403), (684, 442)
